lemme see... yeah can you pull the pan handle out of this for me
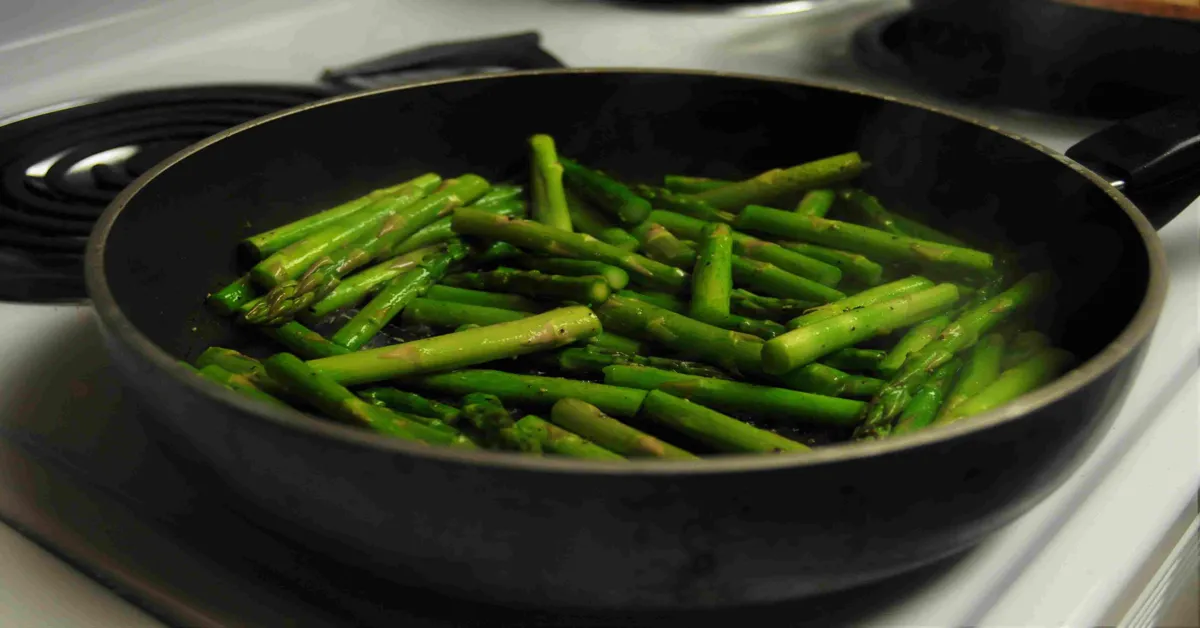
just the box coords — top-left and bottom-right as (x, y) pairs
(1066, 95), (1200, 229)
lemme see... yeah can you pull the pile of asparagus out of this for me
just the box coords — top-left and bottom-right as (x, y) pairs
(194, 134), (1074, 460)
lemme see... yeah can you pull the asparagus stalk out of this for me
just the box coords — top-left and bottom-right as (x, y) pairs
(662, 175), (732, 194)
(586, 332), (647, 355)
(787, 276), (935, 328)
(207, 275), (256, 315)
(855, 273), (1051, 438)
(735, 205), (994, 275)
(776, 241), (884, 287)
(632, 221), (698, 269)
(707, 314), (787, 340)
(400, 298), (527, 329)
(513, 415), (626, 460)
(260, 321), (350, 359)
(841, 189), (967, 247)
(358, 387), (461, 425)
(197, 364), (288, 407)
(504, 256), (629, 290)
(560, 157), (651, 225)
(461, 393), (527, 450)
(262, 353), (475, 448)
(470, 184), (525, 208)
(939, 347), (1074, 423)
(762, 283), (961, 374)
(935, 333), (1006, 423)
(195, 347), (286, 397)
(441, 268), (611, 306)
(553, 347), (730, 379)
(471, 241), (524, 266)
(249, 173), (441, 288)
(820, 348), (887, 373)
(310, 306), (602, 386)
(331, 240), (469, 350)
(774, 362), (884, 399)
(647, 210), (843, 287)
(606, 365), (864, 427)
(632, 184), (736, 224)
(728, 289), (818, 322)
(529, 134), (573, 231)
(878, 314), (953, 378)
(407, 369), (647, 418)
(451, 209), (689, 291)
(731, 256), (846, 304)
(424, 285), (543, 312)
(388, 198), (525, 257)
(690, 222), (734, 324)
(594, 295), (765, 375)
(241, 178), (426, 260)
(638, 390), (811, 454)
(796, 189), (835, 217)
(890, 359), (962, 436)
(1002, 330), (1052, 369)
(615, 289), (686, 313)
(306, 245), (442, 318)
(693, 152), (865, 211)
(550, 398), (698, 460)
(564, 189), (640, 252)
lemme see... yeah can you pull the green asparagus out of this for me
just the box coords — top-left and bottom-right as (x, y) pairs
(504, 256), (629, 290)
(529, 134), (573, 231)
(306, 245), (442, 318)
(638, 390), (811, 454)
(935, 333), (1006, 423)
(388, 198), (525, 257)
(820, 348), (887, 373)
(208, 275), (256, 315)
(728, 289), (819, 322)
(787, 276), (935, 328)
(690, 222), (734, 324)
(878, 314), (952, 378)
(564, 189), (640, 252)
(662, 175), (732, 194)
(891, 359), (962, 436)
(358, 387), (461, 425)
(441, 268), (611, 306)
(560, 157), (650, 225)
(401, 298), (526, 329)
(776, 241), (884, 287)
(196, 364), (287, 407)
(615, 289), (686, 313)
(774, 362), (884, 399)
(423, 285), (543, 312)
(260, 321), (350, 359)
(550, 398), (697, 460)
(939, 347), (1073, 423)
(693, 152), (864, 211)
(513, 415), (626, 460)
(1002, 330), (1052, 369)
(796, 189), (835, 217)
(553, 347), (730, 379)
(632, 221), (698, 269)
(632, 184), (736, 224)
(408, 369), (647, 418)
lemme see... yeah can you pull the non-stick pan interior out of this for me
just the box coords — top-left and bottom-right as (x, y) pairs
(99, 71), (1150, 368)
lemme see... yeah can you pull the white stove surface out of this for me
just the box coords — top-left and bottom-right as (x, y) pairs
(0, 1), (1197, 625)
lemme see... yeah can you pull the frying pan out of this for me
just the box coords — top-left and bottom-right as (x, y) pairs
(84, 70), (1199, 609)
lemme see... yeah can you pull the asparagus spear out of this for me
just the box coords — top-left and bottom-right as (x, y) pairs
(796, 189), (835, 217)
(550, 398), (697, 460)
(586, 332), (646, 355)
(249, 173), (441, 288)
(504, 256), (629, 290)
(407, 369), (647, 418)
(310, 306), (602, 386)
(358, 387), (461, 425)
(690, 222), (734, 324)
(331, 240), (469, 350)
(841, 189), (967, 247)
(735, 205), (994, 275)
(262, 353), (475, 448)
(776, 241), (884, 287)
(196, 364), (288, 407)
(451, 209), (689, 291)
(728, 289), (819, 322)
(890, 359), (962, 436)
(594, 295), (764, 375)
(564, 189), (640, 252)
(471, 240), (523, 266)
(470, 184), (525, 208)
(855, 272), (1051, 438)
(731, 257), (846, 304)
(787, 276), (935, 328)
(935, 333), (1006, 423)
(306, 245), (442, 318)
(774, 363), (884, 399)
(877, 314), (952, 378)
(639, 390), (811, 454)
(560, 157), (650, 225)
(553, 347), (730, 379)
(662, 175), (731, 194)
(939, 347), (1074, 423)
(707, 313), (787, 340)
(529, 134), (573, 231)
(441, 268), (611, 307)
(1002, 330), (1051, 369)
(461, 393), (526, 450)
(241, 178), (427, 260)
(400, 298), (526, 329)
(762, 283), (961, 374)
(195, 347), (286, 397)
(388, 197), (525, 257)
(424, 285), (543, 312)
(647, 210), (843, 287)
(513, 415), (626, 460)
(606, 365), (864, 427)
(820, 348), (887, 373)
(632, 184), (736, 224)
(260, 321), (350, 359)
(632, 221), (698, 269)
(615, 289), (686, 313)
(693, 152), (865, 211)
(208, 275), (256, 315)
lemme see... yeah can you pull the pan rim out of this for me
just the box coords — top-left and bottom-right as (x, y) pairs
(84, 67), (1169, 475)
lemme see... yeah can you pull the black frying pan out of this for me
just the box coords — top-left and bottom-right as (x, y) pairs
(84, 70), (1198, 610)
